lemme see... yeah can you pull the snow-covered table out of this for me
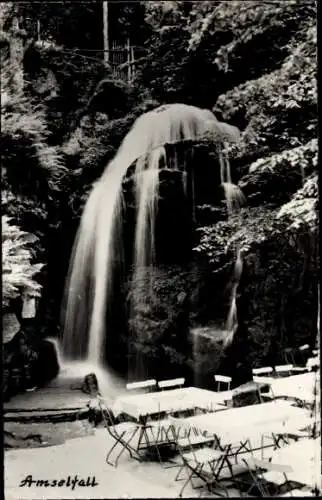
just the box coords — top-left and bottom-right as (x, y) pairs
(112, 387), (228, 419)
(270, 372), (317, 405)
(180, 400), (305, 438)
(272, 437), (321, 491)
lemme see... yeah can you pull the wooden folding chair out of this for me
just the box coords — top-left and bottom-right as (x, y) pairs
(158, 377), (185, 391)
(168, 416), (229, 497)
(252, 368), (275, 402)
(299, 344), (310, 353)
(290, 345), (311, 373)
(280, 487), (316, 497)
(306, 357), (319, 372)
(274, 365), (293, 377)
(100, 402), (142, 467)
(214, 374), (232, 392)
(284, 348), (296, 366)
(126, 379), (157, 393)
(241, 456), (294, 497)
(253, 367), (274, 377)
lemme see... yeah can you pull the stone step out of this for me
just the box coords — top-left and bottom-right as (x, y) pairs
(4, 408), (89, 424)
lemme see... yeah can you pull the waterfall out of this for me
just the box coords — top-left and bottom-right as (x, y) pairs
(61, 103), (240, 369)
(218, 144), (246, 347)
(219, 145), (245, 217)
(134, 148), (163, 271)
(223, 248), (244, 348)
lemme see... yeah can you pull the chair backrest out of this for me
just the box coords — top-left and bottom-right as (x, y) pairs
(126, 379), (157, 392)
(214, 374), (232, 391)
(167, 416), (205, 458)
(275, 364), (293, 374)
(158, 377), (185, 390)
(252, 367), (273, 376)
(99, 400), (116, 427)
(299, 344), (310, 351)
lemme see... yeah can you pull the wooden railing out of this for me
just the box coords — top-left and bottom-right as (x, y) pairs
(109, 39), (136, 83)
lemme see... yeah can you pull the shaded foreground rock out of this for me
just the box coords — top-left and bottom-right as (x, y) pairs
(82, 372), (100, 396)
(4, 420), (94, 449)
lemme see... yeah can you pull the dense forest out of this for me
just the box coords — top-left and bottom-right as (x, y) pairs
(2, 1), (318, 396)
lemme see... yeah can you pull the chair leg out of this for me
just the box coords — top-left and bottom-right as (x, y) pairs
(106, 438), (123, 466)
(178, 468), (196, 497)
(106, 427), (140, 466)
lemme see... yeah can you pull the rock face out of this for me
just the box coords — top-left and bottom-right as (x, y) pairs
(3, 328), (60, 401)
(34, 339), (59, 388)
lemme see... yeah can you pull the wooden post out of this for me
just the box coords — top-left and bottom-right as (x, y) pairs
(10, 16), (24, 92)
(103, 1), (109, 64)
(37, 19), (41, 41)
(131, 45), (135, 81)
(127, 37), (131, 83)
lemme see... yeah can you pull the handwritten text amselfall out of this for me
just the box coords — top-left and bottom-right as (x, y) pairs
(19, 475), (99, 490)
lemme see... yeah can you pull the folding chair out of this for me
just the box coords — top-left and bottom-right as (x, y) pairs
(252, 368), (275, 402)
(214, 374), (232, 392)
(274, 365), (293, 377)
(306, 357), (319, 372)
(126, 379), (157, 393)
(168, 416), (229, 497)
(100, 402), (142, 467)
(252, 367), (274, 377)
(280, 487), (316, 497)
(158, 377), (185, 390)
(284, 348), (296, 366)
(290, 345), (311, 373)
(241, 456), (294, 497)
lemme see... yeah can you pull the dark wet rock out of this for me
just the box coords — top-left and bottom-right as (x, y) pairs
(34, 339), (59, 388)
(4, 420), (94, 449)
(82, 372), (100, 396)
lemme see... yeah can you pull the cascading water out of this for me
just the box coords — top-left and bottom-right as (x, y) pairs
(224, 248), (244, 347)
(61, 103), (241, 376)
(134, 148), (163, 271)
(218, 144), (247, 346)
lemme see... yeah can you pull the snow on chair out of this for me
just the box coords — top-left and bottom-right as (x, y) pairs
(100, 402), (142, 467)
(241, 456), (294, 497)
(126, 379), (157, 393)
(252, 368), (275, 400)
(214, 374), (232, 392)
(168, 416), (228, 498)
(306, 357), (319, 372)
(252, 367), (274, 379)
(158, 378), (185, 391)
(274, 365), (293, 377)
(284, 347), (296, 366)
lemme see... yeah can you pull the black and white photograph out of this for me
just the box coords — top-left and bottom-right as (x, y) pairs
(2, 1), (320, 498)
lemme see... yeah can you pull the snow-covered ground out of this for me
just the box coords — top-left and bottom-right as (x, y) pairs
(5, 365), (321, 498)
(5, 426), (320, 499)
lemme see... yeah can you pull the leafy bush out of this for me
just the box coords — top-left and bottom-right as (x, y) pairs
(2, 216), (44, 308)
